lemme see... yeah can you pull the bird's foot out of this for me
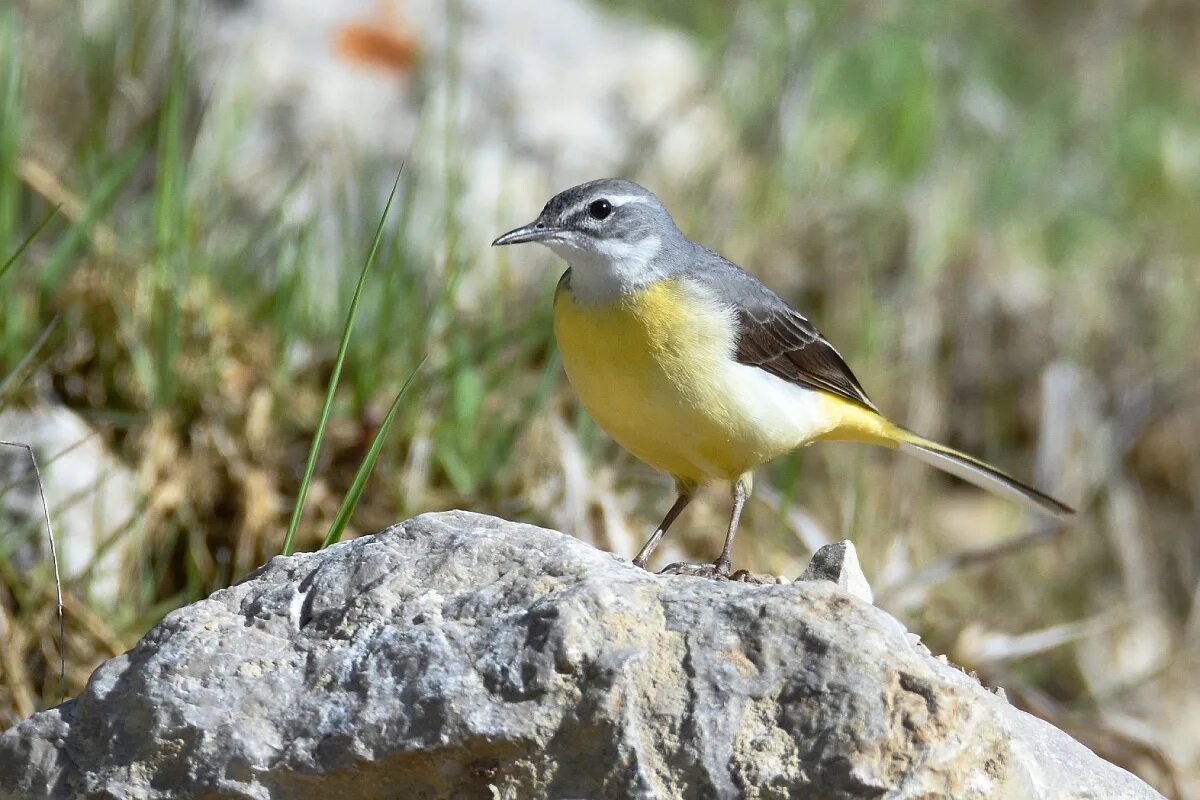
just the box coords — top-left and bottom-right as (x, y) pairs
(659, 558), (732, 580)
(656, 560), (782, 585)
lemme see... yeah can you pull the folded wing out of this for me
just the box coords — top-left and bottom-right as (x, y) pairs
(733, 299), (878, 412)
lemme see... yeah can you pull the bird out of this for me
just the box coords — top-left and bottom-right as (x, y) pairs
(492, 178), (1073, 579)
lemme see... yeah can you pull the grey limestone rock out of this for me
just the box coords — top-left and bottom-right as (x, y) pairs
(185, 0), (730, 307)
(0, 511), (1163, 799)
(0, 406), (141, 605)
(797, 539), (874, 604)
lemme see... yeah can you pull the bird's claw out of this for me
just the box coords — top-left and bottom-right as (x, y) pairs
(656, 561), (782, 585)
(658, 559), (732, 580)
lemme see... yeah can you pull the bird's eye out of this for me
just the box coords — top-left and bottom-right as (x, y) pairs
(588, 199), (612, 220)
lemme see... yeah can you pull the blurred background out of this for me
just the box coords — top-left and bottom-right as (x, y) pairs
(1, 0), (1198, 794)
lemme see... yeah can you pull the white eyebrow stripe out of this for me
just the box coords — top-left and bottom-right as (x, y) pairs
(604, 195), (651, 207)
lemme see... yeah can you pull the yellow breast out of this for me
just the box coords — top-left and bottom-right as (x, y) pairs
(553, 274), (807, 484)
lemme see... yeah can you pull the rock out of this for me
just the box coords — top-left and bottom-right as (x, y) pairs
(797, 539), (874, 604)
(0, 511), (1163, 799)
(0, 407), (140, 605)
(185, 0), (731, 307)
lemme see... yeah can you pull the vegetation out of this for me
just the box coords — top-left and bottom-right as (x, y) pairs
(1, 1), (1197, 794)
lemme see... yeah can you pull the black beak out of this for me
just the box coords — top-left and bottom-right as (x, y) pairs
(491, 220), (558, 247)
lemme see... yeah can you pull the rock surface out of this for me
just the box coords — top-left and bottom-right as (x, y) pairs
(188, 0), (729, 299)
(0, 407), (141, 605)
(798, 539), (874, 604)
(0, 511), (1163, 799)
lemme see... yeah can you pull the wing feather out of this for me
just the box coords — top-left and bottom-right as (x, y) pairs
(687, 249), (878, 412)
(733, 302), (877, 412)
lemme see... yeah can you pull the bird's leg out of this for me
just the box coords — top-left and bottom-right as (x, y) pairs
(660, 476), (752, 581)
(632, 487), (692, 569)
(712, 478), (748, 576)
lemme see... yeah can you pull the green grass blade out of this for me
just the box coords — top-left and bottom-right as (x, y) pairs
(0, 315), (60, 413)
(0, 204), (61, 284)
(281, 166), (404, 556)
(151, 10), (188, 410)
(0, 9), (22, 258)
(322, 357), (425, 549)
(41, 132), (149, 288)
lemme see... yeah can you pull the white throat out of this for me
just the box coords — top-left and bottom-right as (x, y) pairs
(547, 235), (666, 303)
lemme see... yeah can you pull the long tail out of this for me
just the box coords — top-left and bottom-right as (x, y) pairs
(817, 401), (1074, 518)
(891, 428), (1074, 518)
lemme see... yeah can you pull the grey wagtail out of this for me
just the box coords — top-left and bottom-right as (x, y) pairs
(493, 179), (1073, 578)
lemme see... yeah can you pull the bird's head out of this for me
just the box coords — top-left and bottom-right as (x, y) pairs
(492, 179), (683, 298)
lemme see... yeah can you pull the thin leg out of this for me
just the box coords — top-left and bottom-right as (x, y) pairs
(712, 478), (748, 576)
(659, 474), (759, 581)
(632, 489), (692, 569)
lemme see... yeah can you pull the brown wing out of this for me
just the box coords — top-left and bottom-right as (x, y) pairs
(685, 246), (878, 412)
(733, 302), (878, 412)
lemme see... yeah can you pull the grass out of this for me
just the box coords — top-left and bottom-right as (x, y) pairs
(282, 169), (404, 556)
(1, 0), (1199, 794)
(323, 356), (425, 550)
